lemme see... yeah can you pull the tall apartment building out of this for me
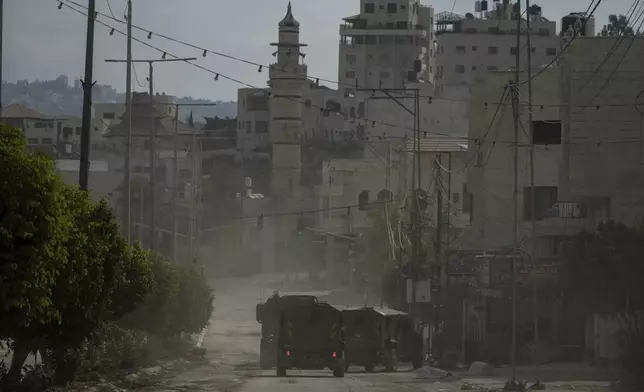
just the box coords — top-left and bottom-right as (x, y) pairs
(338, 0), (435, 95)
(433, 1), (560, 97)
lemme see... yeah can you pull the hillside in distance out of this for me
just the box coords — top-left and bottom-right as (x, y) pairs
(2, 75), (237, 119)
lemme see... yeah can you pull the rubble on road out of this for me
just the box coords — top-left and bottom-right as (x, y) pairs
(416, 366), (461, 381)
(468, 361), (494, 376)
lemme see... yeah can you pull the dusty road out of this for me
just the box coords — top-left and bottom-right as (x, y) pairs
(154, 274), (615, 392)
(154, 273), (437, 392)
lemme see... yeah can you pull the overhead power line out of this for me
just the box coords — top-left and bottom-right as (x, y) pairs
(55, 0), (644, 148)
(60, 0), (628, 108)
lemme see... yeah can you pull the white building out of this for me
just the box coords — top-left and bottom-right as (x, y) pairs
(433, 3), (559, 97)
(338, 0), (435, 95)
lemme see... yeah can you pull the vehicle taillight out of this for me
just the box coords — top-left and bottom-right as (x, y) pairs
(286, 350), (291, 357)
(332, 351), (337, 358)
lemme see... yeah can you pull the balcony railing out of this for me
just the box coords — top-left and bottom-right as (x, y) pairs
(543, 202), (586, 219)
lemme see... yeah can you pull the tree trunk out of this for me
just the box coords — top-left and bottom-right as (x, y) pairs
(3, 340), (31, 388)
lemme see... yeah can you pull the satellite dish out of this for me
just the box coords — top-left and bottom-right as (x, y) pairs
(466, 12), (475, 19)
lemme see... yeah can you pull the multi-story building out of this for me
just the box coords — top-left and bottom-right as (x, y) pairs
(433, 2), (560, 97)
(338, 0), (435, 95)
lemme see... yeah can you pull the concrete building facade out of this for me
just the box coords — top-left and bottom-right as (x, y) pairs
(433, 4), (559, 97)
(338, 0), (435, 95)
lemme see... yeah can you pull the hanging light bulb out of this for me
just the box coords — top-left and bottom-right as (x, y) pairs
(58, 1), (63, 10)
(258, 65), (263, 72)
(147, 31), (152, 39)
(109, 28), (115, 36)
(162, 52), (167, 60)
(214, 74), (219, 81)
(202, 49), (207, 57)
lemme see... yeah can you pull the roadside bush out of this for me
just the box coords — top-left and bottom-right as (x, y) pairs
(118, 255), (214, 338)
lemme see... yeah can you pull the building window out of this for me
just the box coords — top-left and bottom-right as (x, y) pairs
(488, 27), (500, 34)
(366, 36), (377, 45)
(387, 2), (397, 13)
(42, 138), (53, 144)
(27, 138), (39, 145)
(488, 65), (498, 71)
(510, 46), (518, 55)
(452, 192), (460, 203)
(103, 112), (115, 119)
(456, 46), (466, 54)
(255, 121), (269, 134)
(380, 36), (393, 45)
(364, 2), (375, 13)
(346, 70), (356, 78)
(488, 46), (498, 54)
(472, 45), (478, 51)
(455, 65), (465, 74)
(358, 190), (370, 210)
(546, 47), (557, 56)
(532, 120), (562, 144)
(524, 186), (558, 221)
(346, 54), (357, 64)
(323, 196), (330, 218)
(344, 88), (355, 96)
(245, 120), (252, 134)
(75, 127), (81, 135)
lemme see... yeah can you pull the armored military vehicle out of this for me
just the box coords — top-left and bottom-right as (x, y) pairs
(256, 291), (334, 369)
(275, 298), (345, 377)
(341, 307), (405, 372)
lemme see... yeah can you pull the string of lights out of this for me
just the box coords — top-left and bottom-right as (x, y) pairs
(56, 0), (644, 148)
(59, 0), (640, 110)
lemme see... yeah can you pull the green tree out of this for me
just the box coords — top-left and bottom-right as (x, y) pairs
(0, 125), (71, 384)
(600, 14), (635, 36)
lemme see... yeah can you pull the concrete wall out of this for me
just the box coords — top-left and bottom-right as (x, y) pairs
(464, 69), (565, 250)
(561, 37), (644, 227)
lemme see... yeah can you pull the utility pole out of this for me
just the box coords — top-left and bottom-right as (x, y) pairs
(79, 0), (96, 190)
(357, 87), (420, 317)
(434, 152), (444, 362)
(123, 0), (133, 240)
(526, 1), (543, 388)
(0, 0), (4, 114)
(509, 0), (522, 384)
(105, 57), (196, 251)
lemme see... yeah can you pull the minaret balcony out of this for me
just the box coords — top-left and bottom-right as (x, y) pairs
(269, 63), (308, 81)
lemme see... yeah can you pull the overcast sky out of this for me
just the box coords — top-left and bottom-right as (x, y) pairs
(3, 0), (629, 101)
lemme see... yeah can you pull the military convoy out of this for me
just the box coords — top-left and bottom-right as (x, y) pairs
(256, 291), (424, 375)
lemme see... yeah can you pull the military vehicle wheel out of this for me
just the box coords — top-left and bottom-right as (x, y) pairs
(333, 366), (345, 378)
(260, 356), (272, 370)
(276, 367), (287, 377)
(412, 353), (423, 369)
(364, 361), (375, 373)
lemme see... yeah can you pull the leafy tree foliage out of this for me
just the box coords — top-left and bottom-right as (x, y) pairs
(600, 14), (636, 37)
(564, 220), (644, 314)
(565, 220), (644, 385)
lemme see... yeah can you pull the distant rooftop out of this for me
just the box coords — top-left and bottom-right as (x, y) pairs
(1, 104), (50, 119)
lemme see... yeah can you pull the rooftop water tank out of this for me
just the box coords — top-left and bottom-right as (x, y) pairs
(475, 1), (481, 12)
(481, 0), (489, 11)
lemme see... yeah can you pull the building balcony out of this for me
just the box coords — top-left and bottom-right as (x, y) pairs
(268, 63), (308, 82)
(339, 24), (428, 37)
(520, 201), (598, 238)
